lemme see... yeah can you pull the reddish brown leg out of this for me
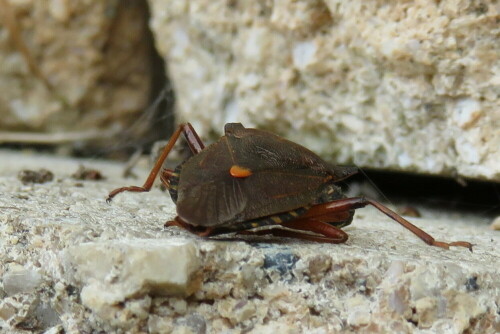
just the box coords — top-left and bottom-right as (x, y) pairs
(302, 197), (473, 251)
(160, 169), (174, 188)
(165, 217), (214, 237)
(183, 123), (205, 153)
(107, 123), (204, 202)
(243, 218), (349, 243)
(235, 207), (350, 243)
(282, 219), (348, 242)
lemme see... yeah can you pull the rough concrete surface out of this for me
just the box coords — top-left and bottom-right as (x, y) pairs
(148, 0), (500, 181)
(0, 150), (498, 333)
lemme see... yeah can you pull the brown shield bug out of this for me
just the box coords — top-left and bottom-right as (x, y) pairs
(107, 123), (472, 250)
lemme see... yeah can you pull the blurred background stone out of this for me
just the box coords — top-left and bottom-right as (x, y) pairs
(148, 0), (499, 181)
(0, 0), (171, 153)
(0, 0), (498, 180)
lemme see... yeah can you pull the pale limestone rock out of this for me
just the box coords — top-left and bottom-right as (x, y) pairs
(66, 238), (200, 307)
(2, 266), (42, 295)
(491, 216), (500, 230)
(414, 296), (438, 328)
(346, 295), (371, 327)
(0, 150), (498, 333)
(148, 0), (500, 181)
(0, 0), (153, 142)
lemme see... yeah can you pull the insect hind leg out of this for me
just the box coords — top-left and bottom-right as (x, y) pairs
(299, 196), (473, 250)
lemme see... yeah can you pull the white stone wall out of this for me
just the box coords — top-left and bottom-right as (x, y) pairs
(148, 0), (500, 180)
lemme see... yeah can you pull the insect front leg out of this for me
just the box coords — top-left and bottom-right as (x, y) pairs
(107, 123), (205, 202)
(160, 169), (175, 188)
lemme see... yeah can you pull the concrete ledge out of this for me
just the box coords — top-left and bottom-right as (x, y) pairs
(0, 150), (498, 333)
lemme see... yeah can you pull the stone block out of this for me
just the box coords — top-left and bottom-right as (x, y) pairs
(0, 150), (498, 332)
(148, 0), (500, 181)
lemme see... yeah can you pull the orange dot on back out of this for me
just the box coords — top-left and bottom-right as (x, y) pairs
(230, 165), (253, 178)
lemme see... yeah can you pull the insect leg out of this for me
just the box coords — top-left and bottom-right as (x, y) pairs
(165, 217), (214, 236)
(280, 219), (349, 243)
(107, 123), (200, 202)
(235, 218), (348, 243)
(159, 169), (174, 188)
(264, 218), (349, 244)
(303, 197), (473, 251)
(182, 123), (205, 154)
(240, 227), (348, 243)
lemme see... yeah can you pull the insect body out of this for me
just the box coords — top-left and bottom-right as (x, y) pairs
(107, 123), (472, 250)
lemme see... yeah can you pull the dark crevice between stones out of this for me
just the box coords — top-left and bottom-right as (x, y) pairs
(345, 169), (500, 218)
(73, 0), (175, 159)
